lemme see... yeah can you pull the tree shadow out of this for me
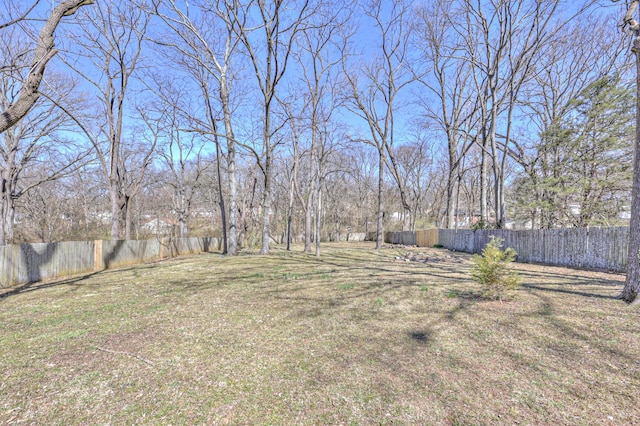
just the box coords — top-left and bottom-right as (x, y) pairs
(521, 283), (620, 300)
(0, 270), (99, 300)
(19, 242), (58, 283)
(1, 239), (129, 301)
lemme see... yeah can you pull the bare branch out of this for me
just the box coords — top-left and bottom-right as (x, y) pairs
(0, 0), (94, 134)
(0, 1), (41, 30)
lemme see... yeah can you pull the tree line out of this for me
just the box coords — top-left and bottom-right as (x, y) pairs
(0, 0), (635, 258)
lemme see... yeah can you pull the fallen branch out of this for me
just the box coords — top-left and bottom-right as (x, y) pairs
(93, 346), (155, 367)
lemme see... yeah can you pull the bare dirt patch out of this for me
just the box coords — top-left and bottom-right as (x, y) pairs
(0, 243), (637, 425)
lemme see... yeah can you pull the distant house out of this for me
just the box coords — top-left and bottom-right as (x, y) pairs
(141, 218), (177, 235)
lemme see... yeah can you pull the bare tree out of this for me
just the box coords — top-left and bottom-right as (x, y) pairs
(459, 0), (599, 228)
(506, 14), (627, 229)
(277, 99), (305, 251)
(228, 0), (313, 255)
(0, 1), (41, 31)
(343, 0), (415, 247)
(150, 0), (242, 255)
(0, 0), (94, 134)
(0, 28), (92, 244)
(152, 98), (208, 238)
(294, 2), (347, 255)
(64, 0), (150, 240)
(393, 136), (435, 230)
(413, 0), (477, 229)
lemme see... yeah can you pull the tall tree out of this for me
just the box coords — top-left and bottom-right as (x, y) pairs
(295, 2), (346, 255)
(343, 0), (415, 247)
(65, 0), (151, 240)
(507, 13), (627, 229)
(413, 0), (477, 229)
(511, 76), (633, 228)
(619, 0), (640, 304)
(393, 136), (435, 231)
(458, 0), (594, 227)
(229, 0), (313, 254)
(150, 0), (242, 255)
(153, 98), (208, 238)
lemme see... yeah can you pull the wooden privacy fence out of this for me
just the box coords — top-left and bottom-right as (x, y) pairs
(438, 227), (629, 272)
(0, 236), (220, 289)
(417, 229), (439, 247)
(384, 231), (416, 245)
(384, 229), (439, 247)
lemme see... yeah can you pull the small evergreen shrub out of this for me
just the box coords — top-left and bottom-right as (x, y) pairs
(472, 219), (494, 230)
(470, 237), (521, 301)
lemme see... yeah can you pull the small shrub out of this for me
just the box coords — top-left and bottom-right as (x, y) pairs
(470, 237), (520, 301)
(472, 219), (494, 230)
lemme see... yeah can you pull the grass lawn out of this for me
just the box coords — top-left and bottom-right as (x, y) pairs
(1, 242), (638, 425)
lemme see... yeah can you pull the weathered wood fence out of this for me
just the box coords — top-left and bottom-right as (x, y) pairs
(438, 227), (629, 272)
(2, 227), (629, 288)
(384, 229), (439, 247)
(0, 236), (219, 289)
(384, 231), (416, 245)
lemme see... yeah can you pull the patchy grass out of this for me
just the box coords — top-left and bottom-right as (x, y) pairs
(0, 242), (638, 425)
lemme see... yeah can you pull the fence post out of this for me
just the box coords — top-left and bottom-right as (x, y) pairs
(94, 240), (104, 271)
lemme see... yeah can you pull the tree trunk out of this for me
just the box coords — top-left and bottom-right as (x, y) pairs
(214, 134), (228, 254)
(287, 173), (295, 251)
(124, 195), (132, 240)
(315, 184), (322, 257)
(446, 159), (457, 229)
(260, 151), (272, 255)
(0, 184), (14, 246)
(304, 190), (313, 253)
(221, 83), (238, 255)
(179, 214), (187, 238)
(228, 147), (237, 254)
(623, 36), (640, 304)
(305, 130), (317, 254)
(376, 149), (384, 249)
(109, 180), (120, 241)
(489, 82), (501, 229)
(480, 143), (488, 226)
(454, 171), (463, 230)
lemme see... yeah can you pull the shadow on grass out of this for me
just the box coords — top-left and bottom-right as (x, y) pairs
(0, 262), (165, 302)
(0, 271), (101, 301)
(408, 330), (432, 344)
(522, 283), (620, 300)
(518, 291), (637, 363)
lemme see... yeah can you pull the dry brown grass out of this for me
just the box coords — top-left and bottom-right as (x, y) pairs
(1, 242), (638, 425)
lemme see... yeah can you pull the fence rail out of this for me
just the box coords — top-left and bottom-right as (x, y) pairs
(1, 236), (220, 289)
